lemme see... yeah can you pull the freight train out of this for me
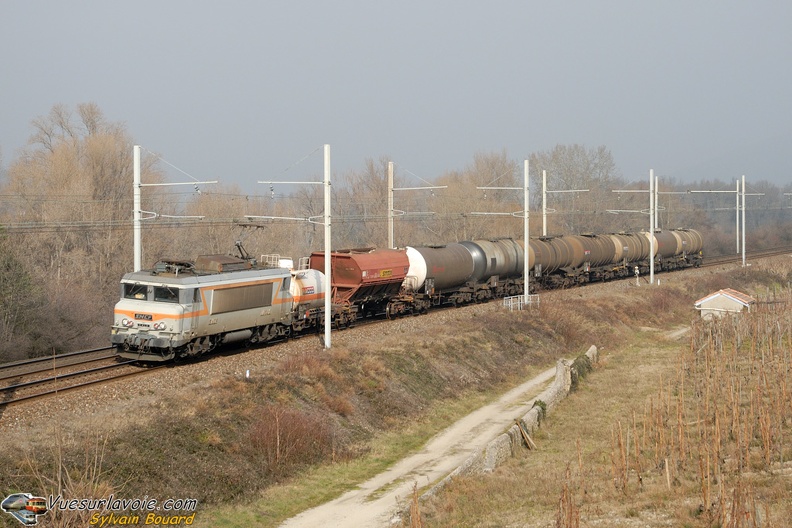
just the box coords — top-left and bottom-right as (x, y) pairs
(111, 229), (703, 362)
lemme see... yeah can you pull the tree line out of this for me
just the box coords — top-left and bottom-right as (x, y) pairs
(1, 103), (791, 361)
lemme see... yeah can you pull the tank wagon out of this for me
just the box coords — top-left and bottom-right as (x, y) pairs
(521, 229), (702, 288)
(112, 229), (702, 362)
(401, 228), (702, 298)
(646, 228), (703, 267)
(403, 239), (526, 306)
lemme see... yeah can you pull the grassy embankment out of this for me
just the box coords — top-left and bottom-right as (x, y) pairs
(420, 263), (792, 527)
(3, 259), (789, 527)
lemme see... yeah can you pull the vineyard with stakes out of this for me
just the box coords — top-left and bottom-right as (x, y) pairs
(556, 292), (792, 527)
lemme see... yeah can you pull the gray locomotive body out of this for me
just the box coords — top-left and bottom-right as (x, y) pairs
(111, 255), (295, 362)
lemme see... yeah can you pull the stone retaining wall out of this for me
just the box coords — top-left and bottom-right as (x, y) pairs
(418, 345), (599, 502)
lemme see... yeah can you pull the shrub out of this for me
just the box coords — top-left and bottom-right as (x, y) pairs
(570, 354), (593, 391)
(247, 404), (340, 477)
(532, 399), (547, 425)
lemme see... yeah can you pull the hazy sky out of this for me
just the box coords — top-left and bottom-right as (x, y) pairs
(2, 2), (791, 194)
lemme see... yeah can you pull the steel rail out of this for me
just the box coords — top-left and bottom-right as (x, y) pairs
(0, 352), (120, 384)
(0, 346), (115, 370)
(1, 360), (139, 392)
(0, 365), (168, 407)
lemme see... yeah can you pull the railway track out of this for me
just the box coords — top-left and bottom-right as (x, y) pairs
(0, 347), (163, 408)
(2, 246), (790, 409)
(0, 347), (118, 383)
(701, 246), (792, 268)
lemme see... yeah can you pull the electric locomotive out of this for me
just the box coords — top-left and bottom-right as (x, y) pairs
(111, 255), (295, 361)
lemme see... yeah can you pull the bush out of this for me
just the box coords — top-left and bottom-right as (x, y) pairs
(570, 354), (593, 391)
(247, 404), (340, 478)
(532, 399), (547, 425)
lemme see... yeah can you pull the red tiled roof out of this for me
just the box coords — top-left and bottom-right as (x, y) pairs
(694, 288), (756, 307)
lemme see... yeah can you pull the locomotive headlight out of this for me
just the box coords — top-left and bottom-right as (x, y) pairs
(122, 318), (134, 328)
(153, 322), (166, 330)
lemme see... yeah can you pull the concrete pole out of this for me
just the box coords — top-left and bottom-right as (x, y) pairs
(741, 174), (746, 268)
(736, 179), (740, 255)
(388, 161), (394, 249)
(324, 144), (332, 348)
(654, 174), (659, 231)
(133, 145), (142, 272)
(524, 160), (530, 306)
(649, 169), (655, 285)
(542, 169), (547, 236)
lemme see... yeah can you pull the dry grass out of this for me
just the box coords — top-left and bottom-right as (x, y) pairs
(4, 259), (791, 528)
(417, 330), (683, 527)
(246, 404), (340, 477)
(419, 261), (792, 527)
(1, 297), (569, 527)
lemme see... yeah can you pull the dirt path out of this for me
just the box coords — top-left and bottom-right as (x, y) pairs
(279, 365), (557, 528)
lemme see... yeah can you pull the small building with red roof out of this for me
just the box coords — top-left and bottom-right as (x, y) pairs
(694, 288), (756, 320)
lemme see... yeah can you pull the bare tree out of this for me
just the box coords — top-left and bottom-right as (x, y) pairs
(423, 151), (522, 243)
(3, 104), (163, 287)
(334, 157), (390, 248)
(0, 231), (43, 361)
(530, 144), (624, 234)
(0, 103), (166, 356)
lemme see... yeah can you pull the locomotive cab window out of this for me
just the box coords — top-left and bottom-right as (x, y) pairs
(154, 286), (179, 303)
(123, 283), (148, 300)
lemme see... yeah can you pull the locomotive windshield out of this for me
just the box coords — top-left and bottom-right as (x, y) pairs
(123, 283), (148, 300)
(121, 283), (195, 304)
(154, 286), (179, 303)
